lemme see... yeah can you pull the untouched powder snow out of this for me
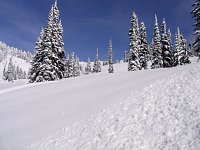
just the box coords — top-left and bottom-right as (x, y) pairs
(0, 63), (200, 149)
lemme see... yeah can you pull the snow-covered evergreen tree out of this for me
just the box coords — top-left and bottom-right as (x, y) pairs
(7, 57), (14, 82)
(85, 57), (92, 74)
(151, 15), (162, 69)
(167, 29), (173, 55)
(93, 48), (101, 73)
(64, 54), (70, 78)
(139, 22), (148, 69)
(74, 56), (80, 77)
(174, 27), (190, 66)
(161, 19), (173, 68)
(108, 38), (114, 73)
(29, 1), (65, 83)
(179, 35), (191, 64)
(68, 52), (75, 77)
(174, 27), (181, 66)
(128, 12), (141, 71)
(192, 0), (200, 59)
(124, 50), (129, 63)
(28, 28), (45, 82)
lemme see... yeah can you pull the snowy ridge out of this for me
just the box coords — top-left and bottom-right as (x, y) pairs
(29, 64), (200, 150)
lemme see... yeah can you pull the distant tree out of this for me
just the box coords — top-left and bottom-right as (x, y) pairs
(68, 52), (75, 77)
(85, 57), (92, 74)
(93, 48), (101, 73)
(139, 22), (148, 69)
(64, 54), (70, 78)
(124, 50), (129, 63)
(108, 38), (114, 73)
(191, 0), (200, 59)
(74, 56), (80, 77)
(128, 12), (141, 71)
(151, 15), (162, 69)
(29, 1), (65, 83)
(161, 19), (173, 67)
(7, 57), (14, 82)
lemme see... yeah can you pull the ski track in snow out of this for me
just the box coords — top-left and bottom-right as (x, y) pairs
(29, 65), (200, 150)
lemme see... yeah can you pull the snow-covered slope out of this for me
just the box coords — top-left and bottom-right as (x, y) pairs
(0, 55), (30, 78)
(0, 62), (200, 150)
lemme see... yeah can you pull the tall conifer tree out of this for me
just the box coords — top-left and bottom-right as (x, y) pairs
(192, 0), (200, 58)
(108, 38), (114, 73)
(139, 22), (148, 69)
(151, 15), (162, 69)
(128, 12), (141, 71)
(161, 19), (173, 67)
(29, 1), (65, 83)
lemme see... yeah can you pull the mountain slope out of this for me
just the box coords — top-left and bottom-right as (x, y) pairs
(0, 63), (199, 150)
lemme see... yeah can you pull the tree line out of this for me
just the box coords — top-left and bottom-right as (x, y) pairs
(28, 0), (198, 83)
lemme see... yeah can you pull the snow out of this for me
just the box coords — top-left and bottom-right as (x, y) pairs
(0, 54), (30, 81)
(0, 62), (200, 149)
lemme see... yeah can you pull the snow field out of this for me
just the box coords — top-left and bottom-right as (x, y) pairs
(28, 63), (200, 150)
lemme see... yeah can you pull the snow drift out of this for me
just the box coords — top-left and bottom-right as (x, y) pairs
(0, 63), (200, 150)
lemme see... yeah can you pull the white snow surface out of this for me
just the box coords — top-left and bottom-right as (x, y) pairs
(0, 62), (200, 150)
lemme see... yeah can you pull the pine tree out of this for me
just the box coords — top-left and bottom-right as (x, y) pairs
(161, 19), (173, 68)
(7, 57), (14, 82)
(108, 38), (114, 73)
(124, 50), (129, 63)
(28, 28), (45, 83)
(29, 1), (65, 83)
(192, 0), (200, 59)
(68, 52), (75, 77)
(85, 57), (91, 74)
(174, 27), (191, 66)
(74, 56), (80, 77)
(174, 27), (181, 66)
(179, 35), (191, 64)
(64, 54), (70, 78)
(167, 29), (173, 56)
(139, 22), (148, 69)
(93, 48), (101, 73)
(128, 12), (141, 71)
(151, 15), (162, 69)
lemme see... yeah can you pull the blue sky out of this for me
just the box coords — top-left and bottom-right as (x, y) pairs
(0, 0), (194, 61)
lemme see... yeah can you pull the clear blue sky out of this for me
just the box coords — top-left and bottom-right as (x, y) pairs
(0, 0), (194, 61)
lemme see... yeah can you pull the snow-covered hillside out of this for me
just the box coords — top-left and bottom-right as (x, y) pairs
(0, 62), (200, 150)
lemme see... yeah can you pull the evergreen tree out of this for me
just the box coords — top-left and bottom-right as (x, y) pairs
(74, 56), (80, 77)
(28, 28), (45, 83)
(68, 52), (75, 77)
(64, 54), (70, 78)
(29, 1), (65, 83)
(85, 57), (92, 74)
(191, 0), (200, 59)
(128, 12), (141, 71)
(151, 15), (162, 69)
(7, 57), (14, 82)
(174, 27), (181, 66)
(161, 19), (173, 67)
(93, 48), (101, 73)
(108, 38), (114, 73)
(174, 27), (191, 66)
(124, 50), (129, 63)
(139, 22), (148, 69)
(167, 29), (174, 56)
(179, 35), (191, 64)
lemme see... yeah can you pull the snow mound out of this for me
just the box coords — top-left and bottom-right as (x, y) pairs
(30, 64), (200, 150)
